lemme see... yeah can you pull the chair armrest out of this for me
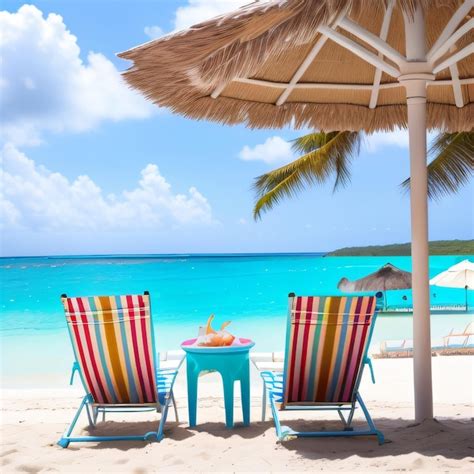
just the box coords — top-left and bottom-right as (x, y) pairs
(156, 362), (183, 404)
(158, 351), (185, 371)
(172, 354), (185, 371)
(69, 361), (80, 385)
(260, 370), (284, 386)
(156, 355), (184, 389)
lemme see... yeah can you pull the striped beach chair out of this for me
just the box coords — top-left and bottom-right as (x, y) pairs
(58, 291), (182, 448)
(261, 293), (384, 443)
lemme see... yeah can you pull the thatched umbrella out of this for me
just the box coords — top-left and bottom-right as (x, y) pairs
(338, 263), (412, 291)
(119, 0), (474, 422)
(338, 263), (412, 309)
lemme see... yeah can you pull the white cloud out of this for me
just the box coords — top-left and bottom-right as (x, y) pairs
(364, 130), (409, 153)
(144, 0), (252, 39)
(239, 136), (293, 164)
(364, 130), (438, 153)
(144, 25), (164, 39)
(174, 0), (249, 30)
(0, 5), (153, 146)
(0, 144), (213, 231)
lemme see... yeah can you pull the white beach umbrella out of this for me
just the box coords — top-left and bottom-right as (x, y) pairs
(430, 259), (474, 310)
(119, 0), (474, 422)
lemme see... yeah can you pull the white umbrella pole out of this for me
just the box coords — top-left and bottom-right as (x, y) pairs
(465, 270), (468, 311)
(406, 89), (433, 422)
(401, 6), (434, 422)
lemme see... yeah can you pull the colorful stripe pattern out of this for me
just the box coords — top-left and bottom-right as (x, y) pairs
(283, 295), (377, 405)
(61, 294), (157, 405)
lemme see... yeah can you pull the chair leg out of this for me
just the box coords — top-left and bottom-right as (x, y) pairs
(93, 407), (99, 425)
(261, 382), (267, 422)
(269, 397), (296, 442)
(85, 403), (94, 427)
(337, 403), (355, 431)
(154, 397), (171, 442)
(337, 409), (347, 426)
(356, 393), (384, 445)
(347, 403), (356, 427)
(58, 393), (179, 446)
(269, 397), (282, 438)
(57, 395), (89, 448)
(171, 391), (179, 423)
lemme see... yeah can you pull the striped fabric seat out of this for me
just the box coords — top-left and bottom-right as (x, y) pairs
(260, 293), (383, 443)
(62, 294), (157, 405)
(58, 291), (183, 448)
(283, 295), (377, 405)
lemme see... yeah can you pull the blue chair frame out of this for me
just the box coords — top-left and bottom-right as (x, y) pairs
(57, 291), (183, 448)
(260, 293), (384, 444)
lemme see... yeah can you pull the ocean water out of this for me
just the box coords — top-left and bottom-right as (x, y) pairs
(1, 254), (472, 387)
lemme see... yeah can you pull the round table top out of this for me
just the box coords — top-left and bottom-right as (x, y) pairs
(181, 337), (255, 354)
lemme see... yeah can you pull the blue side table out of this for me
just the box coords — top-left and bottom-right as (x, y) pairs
(181, 338), (255, 428)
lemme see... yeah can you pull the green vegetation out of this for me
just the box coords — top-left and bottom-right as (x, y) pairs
(252, 131), (473, 219)
(327, 240), (474, 256)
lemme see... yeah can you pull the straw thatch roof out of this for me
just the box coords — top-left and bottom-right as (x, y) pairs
(118, 0), (473, 132)
(338, 263), (412, 291)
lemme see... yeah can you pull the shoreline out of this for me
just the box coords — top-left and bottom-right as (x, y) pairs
(2, 311), (473, 389)
(0, 314), (474, 388)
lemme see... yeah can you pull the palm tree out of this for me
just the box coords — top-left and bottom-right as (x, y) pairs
(253, 131), (473, 219)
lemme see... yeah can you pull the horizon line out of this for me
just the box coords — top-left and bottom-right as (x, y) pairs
(0, 251), (330, 259)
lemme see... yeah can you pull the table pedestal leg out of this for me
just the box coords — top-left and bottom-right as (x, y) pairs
(240, 369), (250, 426)
(187, 364), (199, 428)
(222, 375), (234, 428)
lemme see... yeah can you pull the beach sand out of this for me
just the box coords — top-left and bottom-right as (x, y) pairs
(1, 356), (473, 472)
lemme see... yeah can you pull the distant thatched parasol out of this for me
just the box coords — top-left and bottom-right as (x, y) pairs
(338, 263), (412, 292)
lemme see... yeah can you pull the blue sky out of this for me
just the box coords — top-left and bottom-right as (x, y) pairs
(1, 1), (472, 256)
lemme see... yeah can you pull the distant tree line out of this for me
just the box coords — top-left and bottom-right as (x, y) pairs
(327, 240), (474, 256)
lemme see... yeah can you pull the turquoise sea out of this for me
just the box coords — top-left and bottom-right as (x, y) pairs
(1, 254), (472, 387)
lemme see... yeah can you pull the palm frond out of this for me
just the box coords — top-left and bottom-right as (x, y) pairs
(401, 132), (474, 199)
(253, 131), (361, 220)
(291, 132), (331, 154)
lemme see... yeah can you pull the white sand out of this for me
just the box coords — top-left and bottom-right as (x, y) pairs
(1, 356), (473, 473)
